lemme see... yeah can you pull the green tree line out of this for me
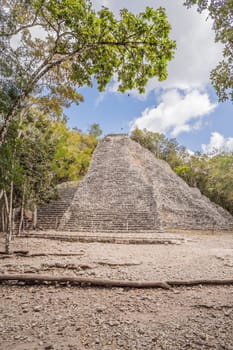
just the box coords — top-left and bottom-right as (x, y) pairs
(0, 108), (99, 252)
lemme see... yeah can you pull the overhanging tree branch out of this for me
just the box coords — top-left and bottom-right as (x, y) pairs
(0, 1), (175, 146)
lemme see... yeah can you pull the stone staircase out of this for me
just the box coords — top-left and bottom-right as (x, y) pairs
(36, 134), (233, 233)
(58, 135), (162, 232)
(37, 186), (77, 230)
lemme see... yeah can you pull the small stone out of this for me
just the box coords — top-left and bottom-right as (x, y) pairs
(96, 305), (105, 313)
(108, 320), (119, 326)
(224, 310), (231, 317)
(14, 335), (21, 340)
(45, 345), (54, 350)
(33, 306), (42, 312)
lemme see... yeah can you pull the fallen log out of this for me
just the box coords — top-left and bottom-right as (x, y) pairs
(192, 303), (233, 310)
(0, 250), (29, 256)
(168, 279), (233, 287)
(0, 274), (171, 289)
(0, 252), (85, 259)
(24, 253), (85, 257)
(0, 274), (233, 289)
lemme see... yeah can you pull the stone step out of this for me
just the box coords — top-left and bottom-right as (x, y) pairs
(35, 134), (233, 232)
(36, 186), (77, 230)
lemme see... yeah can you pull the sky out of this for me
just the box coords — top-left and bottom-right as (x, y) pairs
(65, 0), (233, 153)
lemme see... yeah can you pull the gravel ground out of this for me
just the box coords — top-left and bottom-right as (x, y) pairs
(0, 231), (233, 349)
(0, 231), (233, 281)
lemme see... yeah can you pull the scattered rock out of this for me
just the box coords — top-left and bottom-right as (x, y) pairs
(33, 306), (42, 312)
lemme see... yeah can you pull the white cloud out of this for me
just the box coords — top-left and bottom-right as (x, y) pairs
(202, 132), (233, 154)
(130, 89), (217, 137)
(158, 3), (223, 91)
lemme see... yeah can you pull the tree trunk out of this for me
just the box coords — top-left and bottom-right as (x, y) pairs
(3, 191), (9, 216)
(18, 205), (24, 236)
(9, 181), (14, 235)
(1, 206), (5, 232)
(3, 192), (10, 254)
(5, 182), (13, 254)
(33, 204), (37, 229)
(12, 208), (16, 239)
(18, 185), (26, 236)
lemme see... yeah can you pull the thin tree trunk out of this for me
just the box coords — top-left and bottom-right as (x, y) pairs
(9, 181), (14, 235)
(12, 208), (16, 239)
(33, 204), (37, 229)
(18, 184), (26, 236)
(18, 206), (24, 236)
(1, 206), (5, 232)
(3, 191), (10, 254)
(3, 191), (9, 216)
(0, 190), (3, 231)
(4, 182), (14, 254)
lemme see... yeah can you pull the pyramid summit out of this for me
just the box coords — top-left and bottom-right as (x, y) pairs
(38, 134), (233, 232)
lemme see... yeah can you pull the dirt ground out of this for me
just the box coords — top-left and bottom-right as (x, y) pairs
(0, 230), (233, 350)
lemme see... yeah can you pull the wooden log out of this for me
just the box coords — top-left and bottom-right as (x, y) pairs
(0, 274), (233, 289)
(0, 252), (84, 258)
(169, 279), (233, 287)
(0, 274), (170, 289)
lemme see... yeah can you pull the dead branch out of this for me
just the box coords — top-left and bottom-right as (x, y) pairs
(169, 279), (233, 287)
(192, 304), (233, 310)
(0, 251), (85, 258)
(96, 261), (141, 267)
(1, 275), (233, 289)
(0, 274), (171, 289)
(30, 253), (85, 257)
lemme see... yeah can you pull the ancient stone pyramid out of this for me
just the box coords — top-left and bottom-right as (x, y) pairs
(38, 134), (233, 232)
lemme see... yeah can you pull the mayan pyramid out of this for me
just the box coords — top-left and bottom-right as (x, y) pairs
(37, 134), (233, 232)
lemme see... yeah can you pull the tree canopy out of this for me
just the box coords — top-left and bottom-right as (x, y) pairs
(184, 0), (233, 102)
(0, 0), (176, 145)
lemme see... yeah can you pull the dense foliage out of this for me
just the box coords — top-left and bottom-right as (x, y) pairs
(51, 121), (99, 183)
(0, 111), (99, 251)
(0, 0), (175, 145)
(131, 128), (233, 216)
(184, 0), (233, 102)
